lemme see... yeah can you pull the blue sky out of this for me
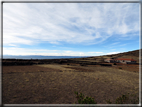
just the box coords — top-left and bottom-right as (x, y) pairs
(3, 3), (140, 56)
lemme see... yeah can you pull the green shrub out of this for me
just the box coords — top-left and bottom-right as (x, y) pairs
(74, 91), (97, 104)
(119, 67), (122, 69)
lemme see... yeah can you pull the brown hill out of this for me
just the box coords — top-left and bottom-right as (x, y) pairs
(77, 49), (141, 63)
(99, 49), (141, 63)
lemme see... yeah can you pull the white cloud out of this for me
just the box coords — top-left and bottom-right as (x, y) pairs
(106, 52), (121, 55)
(3, 3), (139, 56)
(3, 47), (105, 56)
(3, 47), (58, 55)
(3, 3), (139, 46)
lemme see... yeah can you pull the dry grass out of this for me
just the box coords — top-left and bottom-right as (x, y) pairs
(2, 64), (139, 104)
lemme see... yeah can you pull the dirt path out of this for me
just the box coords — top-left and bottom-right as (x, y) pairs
(2, 64), (139, 104)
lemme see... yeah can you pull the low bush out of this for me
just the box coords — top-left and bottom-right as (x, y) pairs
(115, 94), (128, 104)
(115, 93), (139, 104)
(75, 92), (139, 104)
(74, 91), (97, 104)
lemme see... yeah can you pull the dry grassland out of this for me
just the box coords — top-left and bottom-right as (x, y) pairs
(2, 64), (139, 104)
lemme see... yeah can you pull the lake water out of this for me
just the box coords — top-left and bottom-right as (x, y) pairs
(3, 55), (90, 59)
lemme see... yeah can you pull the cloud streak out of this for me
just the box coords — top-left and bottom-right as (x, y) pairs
(3, 47), (105, 56)
(3, 3), (139, 45)
(3, 3), (139, 56)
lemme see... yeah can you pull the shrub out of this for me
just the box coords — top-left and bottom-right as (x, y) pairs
(75, 92), (139, 104)
(74, 91), (97, 104)
(119, 67), (122, 69)
(115, 94), (128, 104)
(108, 93), (139, 104)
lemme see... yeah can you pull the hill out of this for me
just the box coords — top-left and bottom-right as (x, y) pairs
(102, 49), (141, 63)
(75, 49), (141, 63)
(2, 49), (141, 66)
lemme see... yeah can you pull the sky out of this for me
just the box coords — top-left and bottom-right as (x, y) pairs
(3, 3), (140, 56)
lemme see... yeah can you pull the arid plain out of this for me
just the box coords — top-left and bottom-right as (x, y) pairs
(2, 49), (140, 104)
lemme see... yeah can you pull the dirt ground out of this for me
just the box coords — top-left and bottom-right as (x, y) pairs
(2, 64), (139, 104)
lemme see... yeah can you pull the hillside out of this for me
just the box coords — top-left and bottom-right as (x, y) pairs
(2, 49), (141, 66)
(74, 49), (141, 63)
(3, 50), (139, 104)
(103, 49), (141, 63)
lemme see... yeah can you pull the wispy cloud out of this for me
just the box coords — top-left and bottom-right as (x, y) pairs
(103, 42), (120, 49)
(3, 3), (139, 56)
(119, 44), (127, 46)
(3, 3), (139, 45)
(106, 52), (121, 55)
(3, 47), (105, 56)
(3, 47), (58, 55)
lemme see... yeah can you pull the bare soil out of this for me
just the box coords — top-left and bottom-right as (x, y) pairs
(2, 64), (139, 104)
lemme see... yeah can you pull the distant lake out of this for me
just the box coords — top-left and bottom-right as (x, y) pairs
(3, 55), (90, 59)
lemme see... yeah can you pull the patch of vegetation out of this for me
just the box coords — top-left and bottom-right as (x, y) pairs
(74, 91), (97, 104)
(119, 67), (122, 69)
(115, 93), (139, 104)
(115, 94), (128, 104)
(75, 92), (139, 104)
